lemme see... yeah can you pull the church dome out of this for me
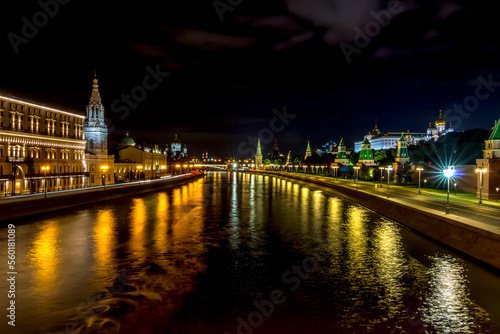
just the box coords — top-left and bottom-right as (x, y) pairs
(120, 132), (136, 147)
(435, 110), (446, 126)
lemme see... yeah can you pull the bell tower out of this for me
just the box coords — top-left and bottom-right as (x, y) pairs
(84, 73), (108, 155)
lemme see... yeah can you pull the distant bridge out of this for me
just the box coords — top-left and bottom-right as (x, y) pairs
(193, 164), (229, 171)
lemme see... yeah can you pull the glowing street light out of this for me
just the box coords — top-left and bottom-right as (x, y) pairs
(100, 165), (109, 189)
(424, 179), (427, 189)
(379, 167), (385, 188)
(353, 166), (360, 190)
(444, 166), (455, 214)
(416, 167), (423, 194)
(475, 167), (487, 205)
(41, 165), (50, 198)
(137, 165), (143, 184)
(496, 187), (499, 202)
(454, 183), (457, 196)
(332, 166), (339, 180)
(386, 166), (393, 198)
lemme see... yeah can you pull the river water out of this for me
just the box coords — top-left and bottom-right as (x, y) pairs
(1, 172), (499, 334)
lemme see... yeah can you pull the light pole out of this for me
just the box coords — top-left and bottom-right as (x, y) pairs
(100, 165), (109, 189)
(454, 183), (457, 196)
(444, 166), (455, 214)
(137, 165), (143, 184)
(41, 165), (49, 198)
(315, 166), (319, 175)
(379, 167), (385, 188)
(416, 167), (423, 194)
(497, 187), (499, 202)
(354, 166), (360, 190)
(424, 179), (427, 189)
(386, 166), (393, 198)
(333, 166), (338, 180)
(475, 167), (487, 205)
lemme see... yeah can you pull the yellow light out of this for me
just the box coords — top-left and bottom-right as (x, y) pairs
(175, 164), (181, 168)
(475, 168), (487, 173)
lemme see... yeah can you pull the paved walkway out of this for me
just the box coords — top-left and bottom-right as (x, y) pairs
(257, 171), (500, 237)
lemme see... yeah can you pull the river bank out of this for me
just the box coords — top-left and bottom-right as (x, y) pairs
(0, 172), (204, 222)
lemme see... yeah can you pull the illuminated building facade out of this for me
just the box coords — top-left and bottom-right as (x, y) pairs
(335, 138), (349, 165)
(84, 75), (114, 187)
(358, 138), (376, 166)
(0, 95), (86, 196)
(475, 118), (500, 199)
(169, 134), (188, 160)
(115, 142), (168, 181)
(395, 132), (410, 164)
(355, 112), (452, 153)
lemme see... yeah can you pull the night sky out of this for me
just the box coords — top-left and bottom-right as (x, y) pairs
(1, 0), (500, 157)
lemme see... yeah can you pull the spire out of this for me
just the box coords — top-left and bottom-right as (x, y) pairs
(305, 141), (311, 159)
(255, 137), (263, 167)
(88, 72), (102, 106)
(400, 131), (406, 141)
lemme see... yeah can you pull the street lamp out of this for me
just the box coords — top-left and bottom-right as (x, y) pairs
(353, 166), (360, 190)
(137, 165), (143, 183)
(101, 165), (109, 189)
(379, 167), (385, 188)
(315, 166), (319, 175)
(444, 166), (455, 214)
(333, 166), (339, 180)
(41, 165), (50, 198)
(416, 167), (423, 194)
(475, 167), (487, 205)
(386, 166), (393, 198)
(454, 183), (457, 196)
(496, 187), (499, 202)
(424, 179), (427, 189)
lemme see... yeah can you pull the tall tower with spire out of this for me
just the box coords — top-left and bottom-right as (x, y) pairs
(85, 73), (108, 155)
(255, 138), (263, 167)
(271, 139), (280, 159)
(84, 73), (114, 187)
(304, 141), (311, 160)
(395, 132), (410, 164)
(335, 138), (349, 165)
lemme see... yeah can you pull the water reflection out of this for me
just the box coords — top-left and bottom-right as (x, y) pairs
(129, 198), (147, 261)
(372, 219), (406, 318)
(421, 255), (490, 333)
(29, 220), (60, 292)
(92, 209), (117, 276)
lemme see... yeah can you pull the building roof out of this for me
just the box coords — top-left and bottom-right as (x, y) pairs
(120, 132), (136, 146)
(489, 119), (500, 140)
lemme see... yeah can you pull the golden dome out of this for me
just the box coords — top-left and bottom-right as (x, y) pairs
(435, 110), (446, 126)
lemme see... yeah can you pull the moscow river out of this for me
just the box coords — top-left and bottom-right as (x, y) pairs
(1, 172), (499, 334)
